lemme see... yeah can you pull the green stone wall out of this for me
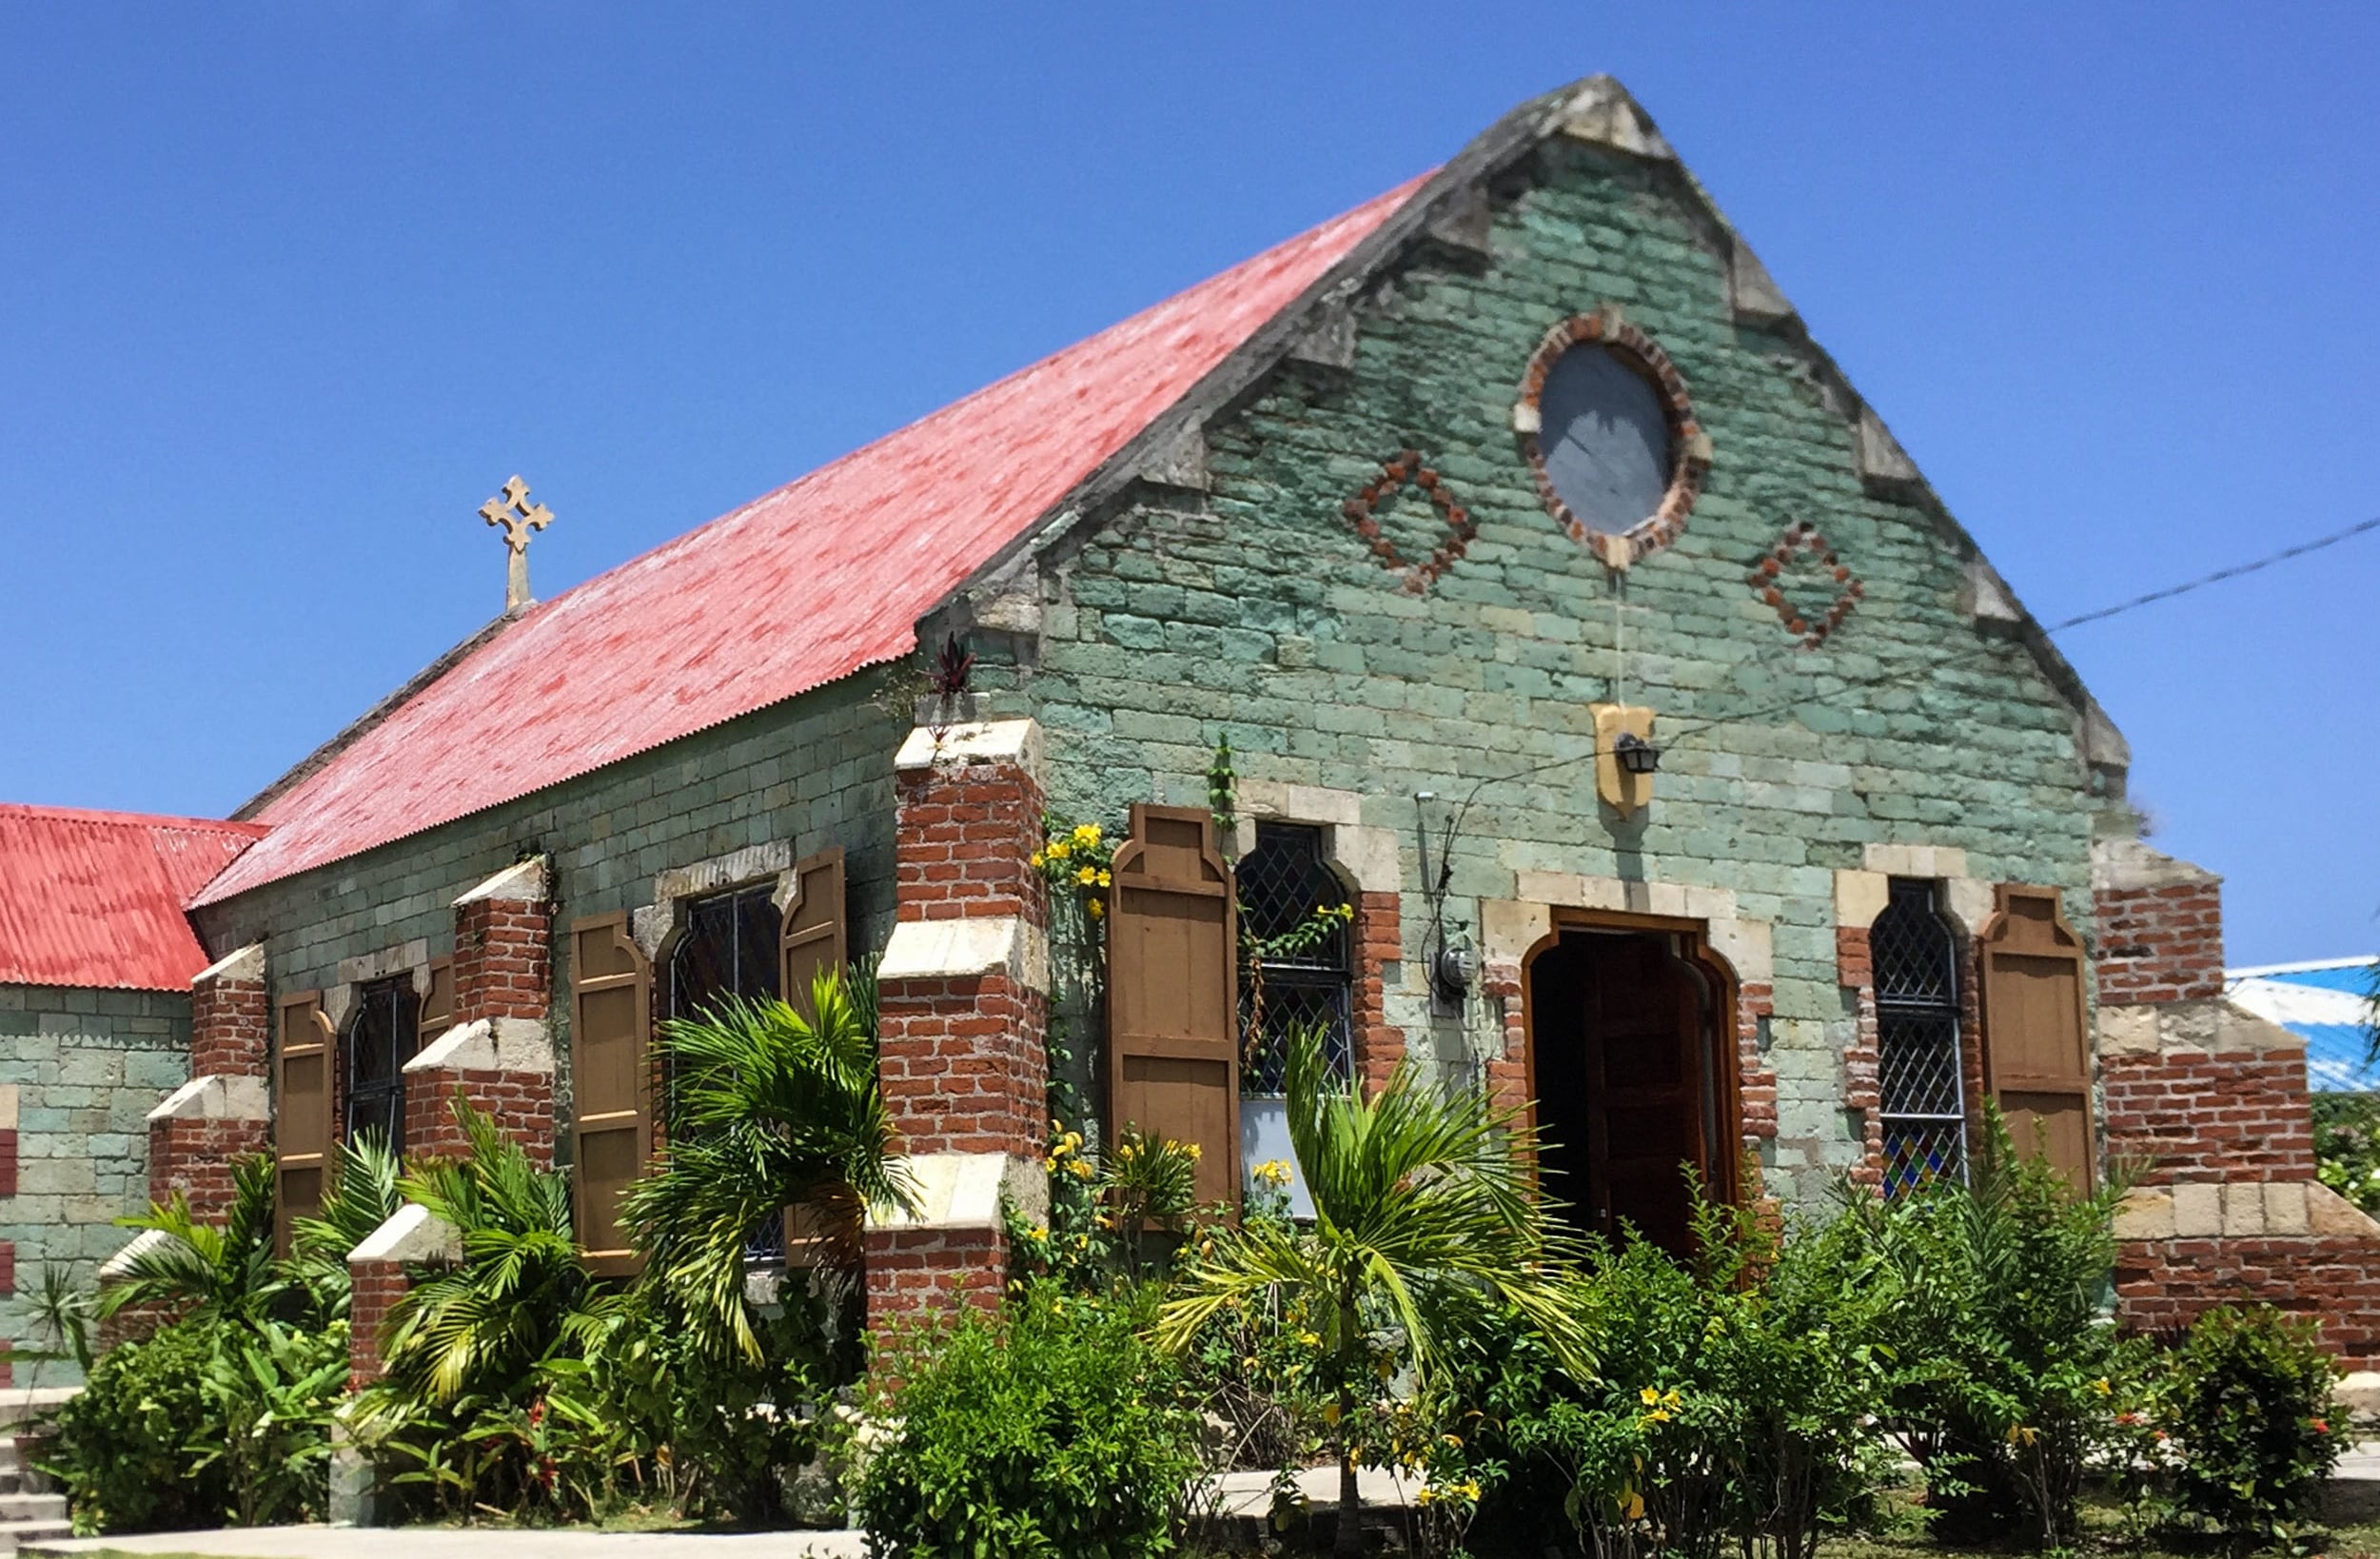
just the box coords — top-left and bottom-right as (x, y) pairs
(1016, 139), (2113, 1207)
(0, 982), (191, 1385)
(189, 672), (907, 1163)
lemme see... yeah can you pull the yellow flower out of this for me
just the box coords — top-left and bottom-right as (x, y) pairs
(1415, 1488), (1437, 1509)
(1072, 822), (1102, 847)
(1048, 839), (1072, 860)
(1076, 865), (1098, 886)
(1640, 1387), (1662, 1406)
(1028, 850), (1044, 869)
(1253, 1159), (1292, 1189)
(2094, 1377), (2113, 1395)
(1297, 1330), (1321, 1349)
(1095, 869), (1112, 888)
(1185, 1141), (1202, 1161)
(1068, 1157), (1095, 1180)
(1086, 898), (1105, 919)
(1028, 1224), (1048, 1242)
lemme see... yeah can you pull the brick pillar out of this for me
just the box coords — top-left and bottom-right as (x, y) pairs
(147, 943), (272, 1214)
(344, 1203), (460, 1389)
(1835, 924), (1886, 1190)
(2094, 839), (2380, 1363)
(2095, 839), (2227, 1005)
(867, 719), (1051, 1320)
(1351, 891), (1404, 1099)
(403, 858), (555, 1162)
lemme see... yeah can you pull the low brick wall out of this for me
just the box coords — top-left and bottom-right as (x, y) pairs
(2119, 1230), (2380, 1364)
(2102, 1043), (2314, 1183)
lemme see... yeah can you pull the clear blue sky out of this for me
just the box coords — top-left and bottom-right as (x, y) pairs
(3, 4), (2372, 965)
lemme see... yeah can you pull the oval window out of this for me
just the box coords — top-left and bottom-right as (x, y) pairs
(1538, 345), (1673, 533)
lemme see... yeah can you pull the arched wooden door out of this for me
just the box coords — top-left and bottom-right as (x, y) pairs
(1529, 929), (1722, 1257)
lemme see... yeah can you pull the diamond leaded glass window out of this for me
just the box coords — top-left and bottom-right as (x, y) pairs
(1873, 878), (1968, 1196)
(1237, 823), (1352, 1097)
(666, 882), (785, 1263)
(344, 976), (419, 1153)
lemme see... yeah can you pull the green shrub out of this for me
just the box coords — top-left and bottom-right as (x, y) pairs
(858, 1283), (1200, 1559)
(2158, 1305), (2343, 1554)
(2314, 1094), (2380, 1216)
(188, 1317), (349, 1526)
(42, 1319), (231, 1533)
(1451, 1198), (1893, 1559)
(1849, 1112), (2132, 1550)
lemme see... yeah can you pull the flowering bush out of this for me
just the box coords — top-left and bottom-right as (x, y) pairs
(2156, 1305), (2344, 1555)
(1446, 1198), (1895, 1559)
(1031, 819), (1114, 922)
(1008, 1121), (1205, 1286)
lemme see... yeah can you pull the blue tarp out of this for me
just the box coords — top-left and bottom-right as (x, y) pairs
(2222, 957), (2380, 1092)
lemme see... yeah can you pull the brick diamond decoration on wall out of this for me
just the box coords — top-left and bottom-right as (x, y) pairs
(1749, 520), (1863, 647)
(1339, 449), (1479, 595)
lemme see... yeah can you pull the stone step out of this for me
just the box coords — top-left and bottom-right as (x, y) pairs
(0, 1498), (61, 1525)
(0, 1518), (72, 1558)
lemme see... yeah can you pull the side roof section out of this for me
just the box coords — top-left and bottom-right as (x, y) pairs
(194, 175), (1426, 906)
(0, 804), (268, 990)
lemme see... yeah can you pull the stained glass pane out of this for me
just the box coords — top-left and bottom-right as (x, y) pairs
(1883, 1120), (1968, 1198)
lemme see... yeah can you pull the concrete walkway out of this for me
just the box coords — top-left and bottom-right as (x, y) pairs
(27, 1530), (865, 1559)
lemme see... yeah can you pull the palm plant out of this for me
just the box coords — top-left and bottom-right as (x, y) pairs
(98, 1152), (281, 1324)
(19, 1262), (96, 1385)
(622, 966), (915, 1363)
(285, 1128), (404, 1325)
(377, 1098), (607, 1405)
(1156, 1028), (1593, 1556)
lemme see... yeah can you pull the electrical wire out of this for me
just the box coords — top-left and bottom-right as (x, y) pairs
(1431, 509), (2380, 848)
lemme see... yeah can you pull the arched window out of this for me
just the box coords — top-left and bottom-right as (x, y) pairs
(665, 881), (786, 1262)
(1872, 878), (1967, 1196)
(1236, 823), (1352, 1095)
(344, 976), (419, 1152)
(668, 882), (783, 1023)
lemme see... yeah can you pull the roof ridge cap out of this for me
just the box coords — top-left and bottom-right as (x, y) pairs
(0, 800), (267, 835)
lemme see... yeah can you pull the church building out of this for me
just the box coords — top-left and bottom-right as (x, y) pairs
(8, 75), (2376, 1378)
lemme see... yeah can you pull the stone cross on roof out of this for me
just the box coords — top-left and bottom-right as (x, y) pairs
(479, 476), (553, 615)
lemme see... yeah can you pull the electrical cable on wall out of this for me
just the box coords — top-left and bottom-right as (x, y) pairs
(1414, 508), (2380, 940)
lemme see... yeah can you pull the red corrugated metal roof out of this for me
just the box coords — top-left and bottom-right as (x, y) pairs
(194, 177), (1424, 906)
(0, 805), (267, 990)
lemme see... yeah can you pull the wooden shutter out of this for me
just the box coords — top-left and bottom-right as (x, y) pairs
(570, 914), (652, 1276)
(273, 990), (335, 1255)
(1108, 804), (1239, 1206)
(1980, 884), (2095, 1191)
(778, 847), (848, 1019)
(417, 956), (455, 1041)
